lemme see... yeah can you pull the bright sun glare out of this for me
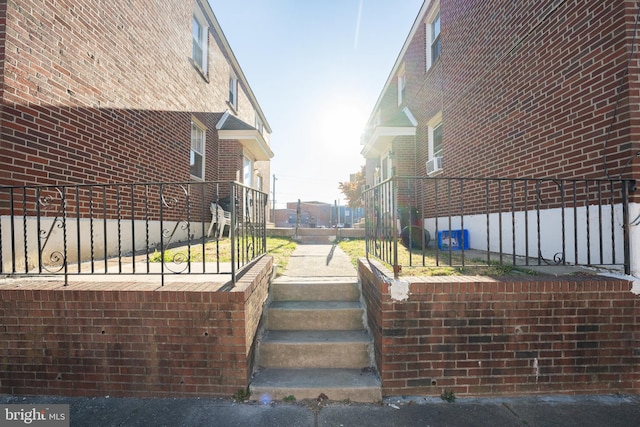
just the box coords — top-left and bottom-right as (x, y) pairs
(318, 99), (369, 168)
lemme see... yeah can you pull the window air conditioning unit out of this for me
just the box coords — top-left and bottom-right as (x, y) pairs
(426, 156), (443, 175)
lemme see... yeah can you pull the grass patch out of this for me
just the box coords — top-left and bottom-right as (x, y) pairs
(266, 237), (297, 276)
(337, 238), (537, 277)
(148, 240), (232, 263)
(232, 388), (251, 402)
(147, 237), (297, 277)
(336, 238), (365, 269)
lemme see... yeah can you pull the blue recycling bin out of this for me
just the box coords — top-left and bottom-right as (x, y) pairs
(437, 229), (469, 250)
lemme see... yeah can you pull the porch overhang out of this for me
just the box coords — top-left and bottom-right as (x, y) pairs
(360, 126), (416, 158)
(218, 129), (274, 161)
(217, 113), (274, 161)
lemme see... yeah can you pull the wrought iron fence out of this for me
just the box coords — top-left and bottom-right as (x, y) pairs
(0, 181), (268, 287)
(363, 176), (636, 278)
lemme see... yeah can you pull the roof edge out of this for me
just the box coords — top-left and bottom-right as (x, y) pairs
(200, 1), (273, 134)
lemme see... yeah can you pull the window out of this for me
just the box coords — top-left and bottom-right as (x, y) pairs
(229, 76), (238, 109)
(426, 6), (441, 70)
(431, 13), (441, 63)
(254, 112), (264, 134)
(192, 9), (209, 75)
(190, 121), (206, 179)
(432, 124), (443, 157)
(427, 113), (443, 175)
(397, 64), (406, 106)
(381, 156), (389, 181)
(243, 156), (253, 187)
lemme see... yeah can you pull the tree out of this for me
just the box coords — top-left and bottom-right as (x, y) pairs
(338, 165), (366, 208)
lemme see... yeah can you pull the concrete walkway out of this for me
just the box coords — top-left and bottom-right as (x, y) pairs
(276, 242), (358, 280)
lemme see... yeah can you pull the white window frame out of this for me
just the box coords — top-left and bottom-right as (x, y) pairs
(190, 119), (206, 180)
(425, 2), (441, 70)
(397, 64), (406, 106)
(243, 155), (253, 187)
(229, 75), (238, 110)
(381, 155), (389, 181)
(427, 112), (443, 176)
(432, 124), (443, 157)
(381, 150), (393, 181)
(254, 111), (264, 134)
(192, 7), (209, 75)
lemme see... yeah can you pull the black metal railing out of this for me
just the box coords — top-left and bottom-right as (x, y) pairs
(0, 181), (268, 287)
(363, 176), (636, 278)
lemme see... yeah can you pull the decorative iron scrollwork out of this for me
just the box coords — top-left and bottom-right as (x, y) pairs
(538, 249), (565, 266)
(160, 184), (191, 274)
(38, 187), (67, 273)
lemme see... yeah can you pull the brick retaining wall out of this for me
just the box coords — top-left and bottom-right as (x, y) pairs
(0, 256), (272, 398)
(359, 258), (640, 397)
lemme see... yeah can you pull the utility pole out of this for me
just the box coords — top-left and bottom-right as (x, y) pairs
(272, 175), (277, 224)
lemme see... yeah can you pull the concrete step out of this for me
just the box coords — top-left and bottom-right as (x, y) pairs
(250, 368), (382, 403)
(295, 228), (339, 236)
(271, 281), (360, 302)
(296, 235), (336, 244)
(258, 330), (371, 369)
(266, 301), (363, 331)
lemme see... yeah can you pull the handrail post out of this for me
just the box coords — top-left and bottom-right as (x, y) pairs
(230, 182), (236, 285)
(622, 179), (635, 275)
(392, 177), (400, 278)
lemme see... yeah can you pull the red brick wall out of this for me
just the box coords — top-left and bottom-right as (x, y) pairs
(0, 256), (272, 398)
(0, 107), (207, 186)
(359, 258), (640, 397)
(218, 140), (244, 184)
(395, 0), (639, 194)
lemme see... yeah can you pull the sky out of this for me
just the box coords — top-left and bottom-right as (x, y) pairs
(211, 0), (424, 208)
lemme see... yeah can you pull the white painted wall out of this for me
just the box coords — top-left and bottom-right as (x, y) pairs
(422, 202), (638, 277)
(1, 216), (206, 273)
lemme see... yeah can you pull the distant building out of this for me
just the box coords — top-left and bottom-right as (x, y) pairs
(274, 201), (363, 228)
(275, 201), (331, 228)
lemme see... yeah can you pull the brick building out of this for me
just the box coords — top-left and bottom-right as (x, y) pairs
(274, 201), (333, 228)
(0, 0), (274, 271)
(0, 0), (273, 196)
(361, 0), (640, 277)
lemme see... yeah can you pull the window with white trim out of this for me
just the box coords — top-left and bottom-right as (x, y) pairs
(426, 6), (441, 70)
(432, 124), (443, 157)
(381, 155), (389, 181)
(229, 75), (238, 110)
(243, 156), (253, 187)
(192, 7), (209, 75)
(397, 64), (406, 106)
(427, 112), (443, 175)
(254, 112), (264, 134)
(190, 120), (206, 180)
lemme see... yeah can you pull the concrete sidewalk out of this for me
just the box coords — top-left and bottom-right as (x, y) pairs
(2, 394), (639, 426)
